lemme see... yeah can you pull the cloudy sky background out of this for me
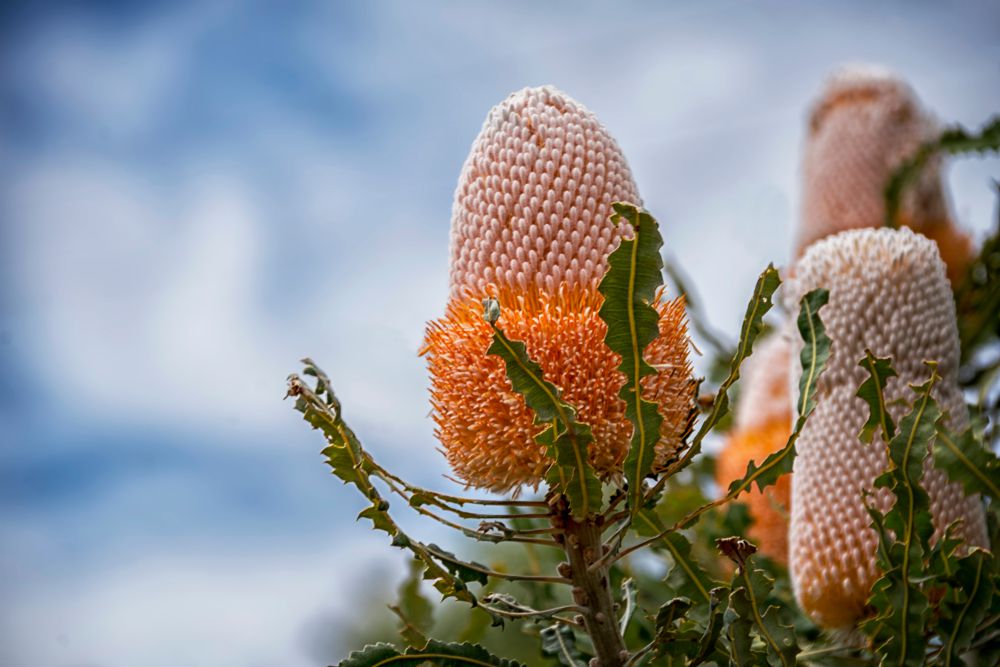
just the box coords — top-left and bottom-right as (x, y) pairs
(1, 1), (998, 665)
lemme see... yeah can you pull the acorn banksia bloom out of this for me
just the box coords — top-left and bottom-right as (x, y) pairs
(786, 227), (988, 629)
(715, 333), (794, 564)
(423, 86), (695, 493)
(796, 66), (973, 284)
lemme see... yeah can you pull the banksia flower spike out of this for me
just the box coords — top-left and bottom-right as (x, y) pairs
(786, 227), (988, 629)
(797, 66), (974, 284)
(423, 86), (695, 493)
(715, 333), (794, 564)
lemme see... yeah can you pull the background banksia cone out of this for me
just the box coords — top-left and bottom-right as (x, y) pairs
(715, 333), (794, 564)
(796, 66), (974, 285)
(786, 227), (988, 629)
(423, 86), (695, 493)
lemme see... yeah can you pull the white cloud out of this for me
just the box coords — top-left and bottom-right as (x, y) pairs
(0, 537), (393, 667)
(7, 162), (288, 434)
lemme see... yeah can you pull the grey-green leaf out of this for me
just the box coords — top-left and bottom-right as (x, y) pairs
(338, 640), (527, 667)
(933, 426), (1000, 501)
(487, 324), (602, 518)
(724, 288), (830, 497)
(857, 350), (897, 444)
(597, 202), (667, 513)
(540, 625), (587, 667)
(679, 265), (782, 472)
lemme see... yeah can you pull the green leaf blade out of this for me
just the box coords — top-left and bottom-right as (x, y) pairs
(728, 561), (799, 667)
(725, 288), (830, 498)
(933, 426), (1000, 500)
(863, 366), (942, 667)
(681, 265), (782, 471)
(487, 326), (602, 518)
(597, 202), (667, 513)
(857, 350), (898, 444)
(288, 361), (479, 608)
(338, 640), (527, 667)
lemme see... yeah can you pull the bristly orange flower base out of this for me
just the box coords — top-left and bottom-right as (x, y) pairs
(423, 284), (694, 493)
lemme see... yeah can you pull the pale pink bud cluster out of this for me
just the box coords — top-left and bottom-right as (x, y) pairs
(734, 333), (794, 433)
(449, 86), (641, 298)
(796, 66), (961, 265)
(786, 227), (988, 628)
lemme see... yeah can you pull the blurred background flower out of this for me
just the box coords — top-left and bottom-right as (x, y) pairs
(0, 1), (997, 665)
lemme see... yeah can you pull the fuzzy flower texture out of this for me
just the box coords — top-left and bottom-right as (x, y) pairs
(788, 228), (988, 629)
(715, 66), (978, 570)
(423, 86), (695, 493)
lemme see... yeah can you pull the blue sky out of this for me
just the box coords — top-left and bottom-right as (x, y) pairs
(1, 1), (998, 665)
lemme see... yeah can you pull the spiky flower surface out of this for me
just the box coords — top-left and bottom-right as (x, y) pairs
(796, 66), (973, 283)
(716, 333), (794, 564)
(425, 86), (694, 492)
(425, 286), (693, 492)
(786, 227), (988, 629)
(449, 86), (641, 299)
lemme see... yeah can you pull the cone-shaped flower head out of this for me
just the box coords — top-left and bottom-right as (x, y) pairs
(716, 333), (794, 564)
(449, 85), (641, 299)
(797, 66), (973, 283)
(424, 86), (695, 493)
(787, 227), (988, 628)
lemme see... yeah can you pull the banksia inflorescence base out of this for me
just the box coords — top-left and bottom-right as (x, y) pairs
(424, 86), (695, 493)
(787, 227), (989, 629)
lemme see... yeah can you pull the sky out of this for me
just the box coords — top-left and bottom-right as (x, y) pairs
(0, 1), (998, 665)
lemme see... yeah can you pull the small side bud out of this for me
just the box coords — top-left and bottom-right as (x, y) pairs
(482, 297), (500, 324)
(557, 562), (573, 578)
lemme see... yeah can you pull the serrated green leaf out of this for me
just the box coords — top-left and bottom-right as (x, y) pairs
(794, 288), (830, 421)
(426, 544), (489, 586)
(338, 640), (527, 667)
(864, 365), (941, 667)
(539, 625), (587, 667)
(688, 587), (728, 667)
(288, 362), (479, 609)
(358, 503), (396, 535)
(724, 595), (756, 667)
(598, 202), (667, 514)
(728, 561), (798, 667)
(487, 325), (602, 518)
(679, 265), (781, 473)
(649, 597), (703, 661)
(724, 289), (830, 499)
(939, 549), (994, 666)
(857, 350), (898, 444)
(934, 426), (1000, 500)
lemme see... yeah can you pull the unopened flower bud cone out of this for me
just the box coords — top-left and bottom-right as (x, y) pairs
(786, 227), (988, 629)
(423, 86), (695, 493)
(797, 66), (973, 285)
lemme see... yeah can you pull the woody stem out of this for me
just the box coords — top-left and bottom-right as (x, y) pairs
(553, 501), (627, 667)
